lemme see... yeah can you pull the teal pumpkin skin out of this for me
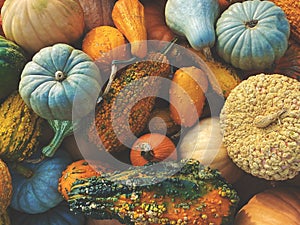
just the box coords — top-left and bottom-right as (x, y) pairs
(9, 150), (73, 214)
(0, 35), (27, 101)
(216, 0), (290, 71)
(19, 43), (104, 121)
(165, 0), (220, 51)
(8, 201), (85, 225)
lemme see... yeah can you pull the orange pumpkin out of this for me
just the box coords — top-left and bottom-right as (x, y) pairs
(86, 218), (124, 225)
(130, 133), (177, 166)
(58, 159), (112, 200)
(234, 187), (300, 225)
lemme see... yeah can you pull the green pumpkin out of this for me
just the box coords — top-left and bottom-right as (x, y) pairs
(19, 43), (104, 121)
(8, 202), (85, 225)
(216, 0), (290, 71)
(9, 150), (73, 214)
(0, 35), (27, 101)
(165, 0), (220, 53)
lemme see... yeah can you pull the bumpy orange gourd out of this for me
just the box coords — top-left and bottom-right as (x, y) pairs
(169, 66), (208, 127)
(112, 0), (147, 58)
(0, 159), (12, 215)
(130, 133), (177, 166)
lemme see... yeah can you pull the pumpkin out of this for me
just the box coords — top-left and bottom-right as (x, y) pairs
(58, 159), (112, 200)
(78, 0), (116, 33)
(9, 150), (73, 214)
(169, 66), (208, 127)
(0, 35), (27, 101)
(8, 201), (85, 225)
(220, 74), (300, 181)
(130, 133), (177, 166)
(216, 0), (290, 71)
(0, 91), (43, 162)
(269, 0), (300, 43)
(0, 159), (12, 215)
(273, 39), (300, 81)
(165, 0), (220, 55)
(19, 43), (104, 121)
(1, 0), (84, 54)
(0, 211), (10, 225)
(178, 117), (244, 183)
(234, 187), (300, 225)
(143, 0), (175, 42)
(112, 0), (147, 58)
(82, 25), (130, 77)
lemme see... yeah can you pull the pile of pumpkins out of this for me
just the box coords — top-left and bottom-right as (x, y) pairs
(0, 0), (299, 224)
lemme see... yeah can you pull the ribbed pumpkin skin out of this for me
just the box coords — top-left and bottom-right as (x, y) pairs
(216, 0), (290, 71)
(0, 35), (27, 101)
(0, 91), (42, 162)
(0, 211), (10, 225)
(19, 43), (103, 121)
(8, 201), (85, 225)
(1, 0), (84, 54)
(0, 159), (12, 215)
(9, 150), (73, 214)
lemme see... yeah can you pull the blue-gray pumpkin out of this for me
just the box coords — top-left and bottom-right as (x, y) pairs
(9, 150), (73, 214)
(19, 43), (104, 120)
(216, 0), (290, 71)
(8, 201), (85, 225)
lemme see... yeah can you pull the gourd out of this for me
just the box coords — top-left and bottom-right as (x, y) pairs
(0, 159), (12, 215)
(165, 0), (220, 55)
(143, 0), (175, 42)
(1, 0), (84, 54)
(9, 150), (73, 214)
(169, 66), (208, 127)
(216, 0), (290, 71)
(68, 159), (239, 225)
(112, 0), (147, 58)
(178, 117), (244, 183)
(86, 218), (124, 225)
(0, 211), (10, 225)
(234, 187), (300, 225)
(273, 39), (300, 81)
(0, 35), (27, 101)
(0, 91), (42, 162)
(8, 201), (85, 225)
(19, 43), (104, 121)
(130, 133), (177, 166)
(58, 159), (110, 200)
(78, 0), (116, 33)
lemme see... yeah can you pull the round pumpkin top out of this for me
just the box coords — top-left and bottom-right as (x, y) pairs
(220, 74), (300, 181)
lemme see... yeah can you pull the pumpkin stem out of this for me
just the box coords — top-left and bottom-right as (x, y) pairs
(42, 119), (80, 157)
(11, 162), (33, 178)
(55, 71), (66, 81)
(253, 108), (287, 128)
(245, 20), (258, 28)
(138, 142), (155, 161)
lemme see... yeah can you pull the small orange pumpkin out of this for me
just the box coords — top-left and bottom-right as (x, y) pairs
(58, 159), (111, 200)
(130, 133), (177, 166)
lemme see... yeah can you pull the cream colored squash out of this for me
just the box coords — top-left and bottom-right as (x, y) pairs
(178, 117), (244, 183)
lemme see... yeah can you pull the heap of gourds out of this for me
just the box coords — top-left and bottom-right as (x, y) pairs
(0, 0), (299, 224)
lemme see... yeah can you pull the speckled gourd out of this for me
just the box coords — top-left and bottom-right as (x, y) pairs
(0, 159), (12, 215)
(0, 91), (42, 162)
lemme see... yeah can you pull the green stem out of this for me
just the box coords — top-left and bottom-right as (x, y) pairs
(42, 119), (80, 157)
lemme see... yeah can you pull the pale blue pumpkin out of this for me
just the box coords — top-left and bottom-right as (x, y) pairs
(9, 150), (73, 214)
(216, 0), (290, 71)
(8, 201), (85, 225)
(19, 43), (104, 120)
